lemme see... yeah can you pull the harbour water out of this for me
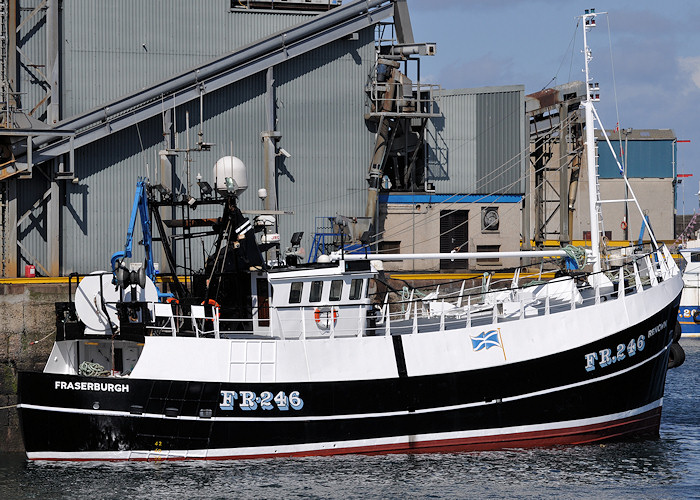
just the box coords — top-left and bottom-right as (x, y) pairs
(1, 339), (698, 499)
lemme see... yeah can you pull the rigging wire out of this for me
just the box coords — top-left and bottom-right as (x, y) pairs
(372, 112), (581, 250)
(375, 144), (537, 247)
(372, 132), (534, 241)
(394, 147), (576, 253)
(543, 19), (581, 91)
(282, 84), (572, 237)
(567, 19), (581, 84)
(606, 15), (624, 148)
(383, 120), (582, 253)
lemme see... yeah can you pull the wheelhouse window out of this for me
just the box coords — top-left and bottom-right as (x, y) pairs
(309, 281), (323, 302)
(289, 282), (303, 304)
(329, 280), (343, 301)
(349, 279), (363, 300)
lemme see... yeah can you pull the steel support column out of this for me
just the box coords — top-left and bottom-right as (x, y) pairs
(559, 103), (570, 244)
(46, 0), (59, 125)
(47, 163), (60, 275)
(521, 107), (532, 259)
(533, 137), (545, 247)
(393, 0), (414, 44)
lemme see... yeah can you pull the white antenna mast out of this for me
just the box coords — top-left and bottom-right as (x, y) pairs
(580, 8), (659, 264)
(582, 8), (603, 273)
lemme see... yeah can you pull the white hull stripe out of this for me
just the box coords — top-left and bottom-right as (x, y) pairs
(26, 399), (663, 461)
(18, 342), (668, 423)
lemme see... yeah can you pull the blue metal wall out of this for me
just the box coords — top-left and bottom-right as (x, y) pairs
(598, 139), (676, 179)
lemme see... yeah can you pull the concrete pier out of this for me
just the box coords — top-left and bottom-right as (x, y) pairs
(0, 281), (64, 453)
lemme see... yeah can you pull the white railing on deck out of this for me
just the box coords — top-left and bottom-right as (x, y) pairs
(368, 246), (677, 336)
(138, 247), (677, 340)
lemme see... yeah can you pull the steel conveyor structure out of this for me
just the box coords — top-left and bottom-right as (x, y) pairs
(1, 0), (397, 180)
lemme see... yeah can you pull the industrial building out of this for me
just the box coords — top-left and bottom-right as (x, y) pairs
(594, 128), (677, 242)
(0, 0), (391, 276)
(0, 0), (529, 277)
(378, 85), (527, 271)
(0, 0), (680, 278)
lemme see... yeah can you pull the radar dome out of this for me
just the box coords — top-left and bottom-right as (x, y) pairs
(214, 156), (248, 196)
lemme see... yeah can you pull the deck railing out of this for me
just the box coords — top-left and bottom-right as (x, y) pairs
(100, 246), (678, 340)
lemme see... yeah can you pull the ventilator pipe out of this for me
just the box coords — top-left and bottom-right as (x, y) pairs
(366, 68), (398, 219)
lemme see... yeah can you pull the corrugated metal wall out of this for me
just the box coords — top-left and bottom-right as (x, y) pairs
(598, 140), (676, 179)
(60, 1), (317, 117)
(275, 32), (375, 251)
(426, 86), (525, 195)
(19, 1), (374, 275)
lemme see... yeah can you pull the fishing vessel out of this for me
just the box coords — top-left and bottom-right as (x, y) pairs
(17, 9), (685, 461)
(676, 241), (700, 340)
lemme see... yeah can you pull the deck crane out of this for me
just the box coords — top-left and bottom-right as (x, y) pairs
(109, 178), (164, 297)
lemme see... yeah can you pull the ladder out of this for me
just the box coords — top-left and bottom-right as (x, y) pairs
(593, 143), (607, 240)
(0, 0), (8, 126)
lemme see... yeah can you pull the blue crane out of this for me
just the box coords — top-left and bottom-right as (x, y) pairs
(110, 178), (161, 294)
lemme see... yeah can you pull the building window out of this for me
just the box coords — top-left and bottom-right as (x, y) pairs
(309, 281), (323, 302)
(583, 231), (612, 241)
(289, 282), (303, 304)
(379, 241), (401, 254)
(476, 245), (500, 265)
(349, 279), (363, 300)
(329, 280), (343, 301)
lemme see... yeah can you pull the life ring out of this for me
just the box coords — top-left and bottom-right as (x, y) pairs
(314, 307), (338, 329)
(620, 220), (627, 230)
(167, 297), (188, 329)
(201, 299), (221, 318)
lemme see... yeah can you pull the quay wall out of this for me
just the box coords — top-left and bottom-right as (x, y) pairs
(0, 282), (62, 453)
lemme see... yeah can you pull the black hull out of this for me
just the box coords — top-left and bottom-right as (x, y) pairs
(17, 295), (680, 460)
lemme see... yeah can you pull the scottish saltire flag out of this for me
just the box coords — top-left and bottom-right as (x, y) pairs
(470, 329), (501, 351)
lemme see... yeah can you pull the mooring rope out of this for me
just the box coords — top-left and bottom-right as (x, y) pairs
(28, 332), (54, 346)
(78, 361), (109, 377)
(563, 244), (587, 268)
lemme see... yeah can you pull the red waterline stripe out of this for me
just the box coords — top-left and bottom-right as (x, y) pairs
(29, 407), (662, 462)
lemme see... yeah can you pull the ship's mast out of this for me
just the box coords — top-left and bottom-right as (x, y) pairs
(581, 8), (602, 273)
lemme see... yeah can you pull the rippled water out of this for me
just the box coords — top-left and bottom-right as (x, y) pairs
(2, 340), (699, 500)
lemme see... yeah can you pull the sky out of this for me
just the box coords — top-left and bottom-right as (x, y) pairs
(405, 0), (700, 214)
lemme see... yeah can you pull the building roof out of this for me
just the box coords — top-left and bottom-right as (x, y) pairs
(595, 129), (676, 141)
